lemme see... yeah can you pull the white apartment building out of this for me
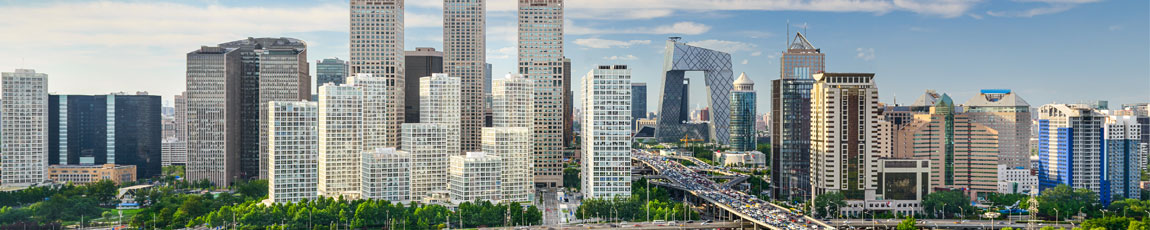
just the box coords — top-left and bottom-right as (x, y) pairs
(443, 0), (486, 153)
(317, 84), (363, 198)
(420, 73), (460, 155)
(2, 69), (49, 187)
(580, 65), (632, 199)
(997, 165), (1038, 195)
(518, 0), (565, 188)
(361, 147), (411, 203)
(1105, 116), (1142, 200)
(449, 152), (502, 204)
(492, 74), (535, 129)
(810, 73), (881, 200)
(267, 101), (318, 204)
(161, 137), (187, 166)
(349, 0), (404, 148)
(402, 123), (450, 200)
(482, 127), (533, 203)
(1038, 104), (1103, 195)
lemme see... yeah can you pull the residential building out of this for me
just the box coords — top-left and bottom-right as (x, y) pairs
(185, 46), (242, 186)
(361, 147), (411, 203)
(998, 165), (1038, 195)
(404, 47), (444, 123)
(896, 94), (1000, 200)
(771, 33), (823, 201)
(350, 0), (405, 148)
(581, 65), (633, 199)
(443, 0), (486, 153)
(492, 74), (535, 129)
(174, 92), (187, 141)
(729, 73), (757, 151)
(346, 74), (390, 150)
(48, 94), (163, 178)
(1103, 116), (1142, 203)
(420, 73), (461, 156)
(162, 138), (187, 166)
(316, 58), (349, 92)
(449, 152), (502, 204)
(46, 164), (136, 185)
(810, 73), (880, 201)
(963, 89), (1032, 169)
(317, 84), (363, 198)
(483, 127), (533, 203)
(1038, 104), (1104, 198)
(518, 0), (565, 187)
(267, 101), (318, 204)
(2, 69), (49, 187)
(402, 123), (450, 200)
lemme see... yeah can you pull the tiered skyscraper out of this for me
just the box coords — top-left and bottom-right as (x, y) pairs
(771, 33), (823, 201)
(444, 0), (486, 153)
(518, 0), (565, 187)
(729, 73), (757, 151)
(350, 0), (405, 148)
(1, 69), (49, 187)
(963, 89), (1032, 169)
(267, 101), (319, 204)
(581, 65), (632, 198)
(809, 73), (879, 200)
(487, 74), (535, 202)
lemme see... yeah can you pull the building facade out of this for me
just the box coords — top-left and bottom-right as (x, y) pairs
(771, 33), (823, 201)
(631, 83), (647, 130)
(449, 152), (502, 204)
(581, 65), (633, 199)
(350, 0), (404, 149)
(162, 138), (187, 166)
(403, 47), (444, 124)
(655, 39), (734, 145)
(346, 74), (390, 150)
(896, 94), (1000, 200)
(729, 73), (757, 151)
(402, 123), (450, 200)
(482, 127), (533, 203)
(1103, 117), (1142, 203)
(998, 165), (1038, 195)
(518, 0), (565, 187)
(1, 69), (49, 186)
(420, 73), (461, 156)
(317, 84), (363, 198)
(48, 94), (163, 179)
(46, 164), (136, 185)
(267, 101), (318, 204)
(963, 89), (1032, 169)
(185, 46), (242, 186)
(809, 73), (880, 201)
(361, 147), (411, 203)
(443, 0), (486, 153)
(1038, 104), (1104, 198)
(316, 58), (349, 92)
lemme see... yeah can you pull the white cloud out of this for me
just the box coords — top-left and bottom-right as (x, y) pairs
(741, 59), (749, 65)
(686, 40), (758, 54)
(568, 9), (674, 20)
(604, 55), (639, 61)
(1108, 25), (1124, 31)
(488, 46), (517, 60)
(892, 0), (983, 18)
(856, 48), (876, 61)
(738, 31), (775, 39)
(574, 38), (652, 49)
(986, 4), (1074, 17)
(751, 51), (763, 57)
(567, 21), (711, 35)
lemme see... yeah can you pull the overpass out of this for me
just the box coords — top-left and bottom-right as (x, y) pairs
(633, 151), (835, 230)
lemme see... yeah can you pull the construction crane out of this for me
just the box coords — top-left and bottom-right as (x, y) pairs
(680, 134), (703, 148)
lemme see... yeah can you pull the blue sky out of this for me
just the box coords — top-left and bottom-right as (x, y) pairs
(0, 0), (1146, 112)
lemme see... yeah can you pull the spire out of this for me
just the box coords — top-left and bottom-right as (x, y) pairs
(733, 72), (754, 91)
(788, 32), (817, 50)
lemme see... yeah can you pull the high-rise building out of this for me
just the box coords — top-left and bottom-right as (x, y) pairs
(963, 89), (1032, 169)
(483, 127), (533, 203)
(316, 58), (349, 92)
(174, 92), (187, 141)
(346, 74), (390, 150)
(48, 94), (163, 179)
(317, 84), (363, 198)
(350, 0), (405, 149)
(404, 47), (444, 124)
(631, 83), (647, 130)
(443, 0), (486, 153)
(1037, 104), (1104, 196)
(361, 147), (411, 203)
(185, 46), (242, 186)
(1103, 116), (1142, 203)
(162, 138), (187, 166)
(449, 152), (502, 204)
(1, 69), (49, 186)
(562, 58), (574, 148)
(215, 37), (310, 180)
(518, 0), (565, 187)
(810, 73), (879, 201)
(420, 73), (461, 156)
(402, 123), (450, 200)
(267, 101), (318, 204)
(998, 165), (1038, 195)
(655, 38), (733, 145)
(771, 32), (823, 201)
(485, 63), (494, 127)
(896, 94), (1000, 200)
(729, 73), (757, 151)
(493, 74), (535, 129)
(581, 65), (632, 199)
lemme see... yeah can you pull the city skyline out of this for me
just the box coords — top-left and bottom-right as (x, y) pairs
(0, 0), (1145, 113)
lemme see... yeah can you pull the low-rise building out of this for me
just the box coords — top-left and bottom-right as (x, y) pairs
(448, 152), (501, 204)
(842, 159), (931, 217)
(361, 147), (411, 203)
(998, 165), (1038, 195)
(717, 151), (766, 167)
(47, 164), (136, 184)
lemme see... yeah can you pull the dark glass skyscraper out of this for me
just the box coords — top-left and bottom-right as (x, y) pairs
(631, 82), (647, 129)
(316, 58), (348, 91)
(771, 32), (823, 201)
(48, 94), (162, 179)
(404, 47), (444, 124)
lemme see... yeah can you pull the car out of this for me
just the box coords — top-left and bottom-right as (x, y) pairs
(687, 220), (695, 223)
(633, 224), (642, 227)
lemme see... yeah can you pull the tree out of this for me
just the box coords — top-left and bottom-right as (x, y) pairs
(1081, 216), (1130, 230)
(897, 217), (917, 230)
(1002, 227), (1016, 230)
(1129, 220), (1150, 230)
(563, 166), (581, 191)
(922, 190), (976, 219)
(813, 192), (847, 218)
(1039, 184), (1100, 220)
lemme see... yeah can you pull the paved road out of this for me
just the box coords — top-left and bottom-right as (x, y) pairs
(479, 221), (744, 229)
(540, 188), (559, 226)
(827, 219), (1077, 229)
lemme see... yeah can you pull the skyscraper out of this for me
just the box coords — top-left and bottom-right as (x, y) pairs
(444, 0), (486, 153)
(361, 147), (411, 203)
(404, 47), (444, 124)
(810, 73), (879, 201)
(347, 74), (390, 150)
(493, 74), (535, 129)
(48, 94), (163, 179)
(350, 0), (405, 148)
(185, 46), (242, 186)
(963, 89), (1032, 169)
(581, 65), (632, 199)
(896, 94), (1000, 200)
(1, 69), (49, 186)
(771, 32), (823, 201)
(420, 74), (461, 156)
(1038, 104), (1104, 196)
(487, 73), (535, 203)
(631, 83), (647, 130)
(1103, 116), (1142, 203)
(174, 92), (187, 141)
(655, 39), (733, 145)
(402, 123), (450, 200)
(729, 73), (756, 151)
(267, 101), (318, 204)
(316, 58), (349, 92)
(317, 84), (363, 198)
(518, 0), (564, 187)
(562, 58), (573, 148)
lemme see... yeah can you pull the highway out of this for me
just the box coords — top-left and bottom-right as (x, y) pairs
(826, 219), (1077, 229)
(479, 221), (746, 229)
(633, 151), (834, 230)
